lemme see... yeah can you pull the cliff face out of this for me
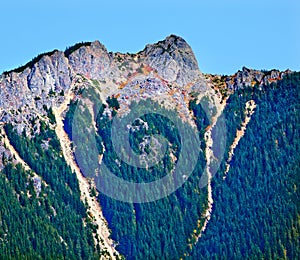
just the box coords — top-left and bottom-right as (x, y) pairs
(0, 35), (207, 133)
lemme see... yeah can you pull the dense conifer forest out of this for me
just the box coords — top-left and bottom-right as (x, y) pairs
(1, 124), (100, 259)
(191, 72), (300, 259)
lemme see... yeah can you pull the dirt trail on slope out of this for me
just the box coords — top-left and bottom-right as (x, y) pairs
(223, 100), (256, 179)
(52, 90), (119, 260)
(195, 95), (228, 241)
(1, 128), (31, 171)
(193, 98), (256, 243)
(1, 127), (47, 189)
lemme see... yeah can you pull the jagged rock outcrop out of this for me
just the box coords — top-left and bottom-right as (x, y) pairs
(224, 66), (292, 90)
(142, 35), (201, 85)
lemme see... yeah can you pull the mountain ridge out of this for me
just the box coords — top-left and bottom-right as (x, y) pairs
(0, 35), (293, 134)
(0, 35), (298, 259)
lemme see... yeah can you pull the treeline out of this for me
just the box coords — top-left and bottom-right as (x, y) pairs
(3, 41), (92, 75)
(3, 50), (58, 75)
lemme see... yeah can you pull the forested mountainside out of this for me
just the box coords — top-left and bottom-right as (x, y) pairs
(191, 72), (300, 259)
(0, 35), (299, 259)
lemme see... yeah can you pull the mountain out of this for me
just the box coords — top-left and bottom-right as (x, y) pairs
(0, 35), (299, 259)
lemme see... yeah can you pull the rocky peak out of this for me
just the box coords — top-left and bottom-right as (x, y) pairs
(143, 35), (193, 56)
(141, 35), (201, 85)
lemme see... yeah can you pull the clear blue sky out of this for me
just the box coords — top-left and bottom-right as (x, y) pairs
(1, 0), (299, 75)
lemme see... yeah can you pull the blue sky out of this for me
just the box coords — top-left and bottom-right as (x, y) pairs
(1, 0), (299, 75)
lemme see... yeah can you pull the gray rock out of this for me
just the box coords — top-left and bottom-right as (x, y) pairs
(0, 34), (293, 136)
(142, 35), (202, 85)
